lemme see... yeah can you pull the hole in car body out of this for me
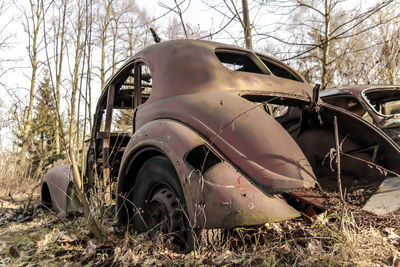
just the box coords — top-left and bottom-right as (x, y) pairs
(185, 144), (222, 174)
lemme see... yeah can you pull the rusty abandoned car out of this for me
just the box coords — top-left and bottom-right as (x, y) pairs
(321, 85), (400, 146)
(42, 40), (400, 248)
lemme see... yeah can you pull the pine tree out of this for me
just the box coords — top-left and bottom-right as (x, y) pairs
(29, 70), (59, 174)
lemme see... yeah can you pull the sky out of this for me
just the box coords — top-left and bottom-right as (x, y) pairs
(138, 0), (214, 29)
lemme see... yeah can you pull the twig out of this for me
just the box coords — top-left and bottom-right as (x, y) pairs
(340, 151), (400, 177)
(334, 116), (345, 232)
(41, 203), (70, 232)
(173, 0), (188, 38)
(69, 149), (103, 242)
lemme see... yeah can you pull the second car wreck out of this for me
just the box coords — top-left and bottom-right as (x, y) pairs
(41, 40), (400, 249)
(321, 85), (400, 146)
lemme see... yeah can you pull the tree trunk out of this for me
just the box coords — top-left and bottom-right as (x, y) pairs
(321, 0), (331, 89)
(100, 1), (112, 91)
(242, 0), (252, 50)
(19, 0), (42, 165)
(54, 0), (68, 155)
(69, 0), (82, 150)
(111, 22), (118, 76)
(87, 0), (93, 132)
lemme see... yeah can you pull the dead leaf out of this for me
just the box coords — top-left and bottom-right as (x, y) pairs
(37, 228), (61, 249)
(306, 240), (324, 255)
(143, 257), (163, 266)
(64, 262), (82, 267)
(59, 233), (78, 243)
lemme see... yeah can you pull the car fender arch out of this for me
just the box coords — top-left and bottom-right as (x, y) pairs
(41, 165), (80, 214)
(116, 119), (205, 226)
(116, 119), (301, 229)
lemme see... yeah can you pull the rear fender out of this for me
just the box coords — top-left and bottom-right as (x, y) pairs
(194, 160), (301, 228)
(117, 119), (301, 228)
(42, 165), (80, 214)
(137, 90), (317, 193)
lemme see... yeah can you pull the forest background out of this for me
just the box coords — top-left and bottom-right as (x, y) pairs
(0, 0), (400, 265)
(0, 0), (399, 169)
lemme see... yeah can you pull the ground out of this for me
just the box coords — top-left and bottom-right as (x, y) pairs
(1, 176), (400, 266)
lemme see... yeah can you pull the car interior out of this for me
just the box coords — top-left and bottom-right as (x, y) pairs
(363, 88), (400, 116)
(92, 63), (152, 184)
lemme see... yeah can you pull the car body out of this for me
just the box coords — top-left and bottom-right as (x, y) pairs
(321, 85), (400, 145)
(42, 40), (400, 247)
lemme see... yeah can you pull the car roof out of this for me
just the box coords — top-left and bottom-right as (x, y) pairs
(104, 39), (314, 104)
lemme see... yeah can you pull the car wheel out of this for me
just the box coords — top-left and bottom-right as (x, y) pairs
(131, 156), (193, 251)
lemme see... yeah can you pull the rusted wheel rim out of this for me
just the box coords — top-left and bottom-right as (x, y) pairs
(147, 186), (185, 246)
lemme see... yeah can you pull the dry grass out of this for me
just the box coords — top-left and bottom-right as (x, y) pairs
(1, 199), (399, 266)
(104, 211), (399, 266)
(0, 150), (41, 209)
(0, 151), (399, 266)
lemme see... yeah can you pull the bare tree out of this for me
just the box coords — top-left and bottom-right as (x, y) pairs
(257, 0), (399, 89)
(17, 0), (47, 165)
(201, 0), (268, 49)
(374, 18), (400, 84)
(160, 0), (190, 38)
(40, 0), (68, 156)
(241, 0), (252, 49)
(110, 1), (129, 75)
(53, 0), (68, 155)
(69, 0), (84, 150)
(0, 2), (15, 89)
(85, 0), (94, 132)
(332, 9), (400, 86)
(98, 0), (113, 92)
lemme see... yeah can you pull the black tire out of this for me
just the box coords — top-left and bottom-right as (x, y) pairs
(131, 156), (194, 251)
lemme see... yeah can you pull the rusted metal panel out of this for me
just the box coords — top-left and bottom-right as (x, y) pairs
(42, 165), (80, 214)
(117, 119), (308, 228)
(135, 90), (316, 193)
(137, 40), (313, 102)
(318, 102), (400, 173)
(363, 177), (400, 215)
(199, 161), (301, 228)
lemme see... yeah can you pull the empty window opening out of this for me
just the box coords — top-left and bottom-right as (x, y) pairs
(363, 89), (400, 116)
(140, 65), (152, 104)
(215, 51), (263, 74)
(111, 109), (134, 132)
(120, 68), (135, 91)
(260, 58), (302, 82)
